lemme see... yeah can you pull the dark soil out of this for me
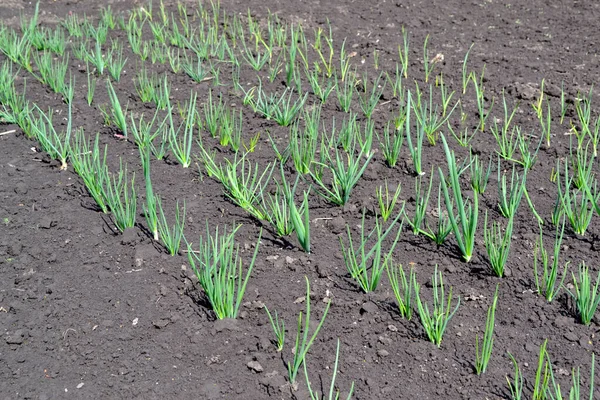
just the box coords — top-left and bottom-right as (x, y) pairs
(1, 0), (600, 399)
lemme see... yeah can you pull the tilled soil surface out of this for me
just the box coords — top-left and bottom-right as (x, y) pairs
(1, 0), (600, 399)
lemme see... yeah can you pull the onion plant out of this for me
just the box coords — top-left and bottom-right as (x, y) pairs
(107, 38), (127, 82)
(474, 285), (498, 375)
(309, 141), (373, 206)
(405, 91), (425, 176)
(448, 120), (478, 148)
(289, 113), (319, 175)
(305, 66), (335, 103)
(533, 220), (568, 302)
(304, 338), (355, 400)
(287, 276), (331, 388)
(182, 52), (210, 82)
(497, 161), (527, 219)
(263, 167), (295, 237)
(548, 353), (595, 400)
(405, 171), (433, 235)
(439, 134), (479, 262)
(490, 92), (519, 160)
(253, 82), (308, 126)
(376, 180), (402, 223)
(220, 153), (274, 220)
(156, 198), (186, 256)
(414, 265), (460, 347)
(289, 190), (311, 253)
(203, 89), (226, 138)
(70, 132), (109, 213)
(386, 261), (415, 320)
(186, 224), (262, 320)
(264, 306), (285, 352)
(506, 352), (524, 400)
(30, 101), (73, 171)
(140, 144), (159, 241)
(32, 50), (70, 97)
(357, 72), (385, 119)
(556, 158), (595, 236)
(422, 184), (453, 246)
(106, 79), (128, 137)
(470, 153), (492, 195)
(567, 262), (600, 325)
(339, 209), (403, 293)
(103, 160), (137, 232)
(472, 66), (494, 132)
(483, 212), (513, 277)
(378, 119), (405, 168)
(335, 72), (355, 113)
(167, 91), (196, 168)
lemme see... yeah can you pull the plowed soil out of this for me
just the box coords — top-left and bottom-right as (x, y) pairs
(1, 0), (599, 399)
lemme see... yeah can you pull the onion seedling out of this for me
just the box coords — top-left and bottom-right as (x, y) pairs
(186, 224), (262, 320)
(483, 212), (513, 277)
(156, 198), (186, 256)
(140, 144), (159, 241)
(70, 132), (109, 213)
(335, 71), (355, 113)
(377, 120), (404, 168)
(556, 158), (595, 236)
(289, 190), (310, 253)
(106, 38), (127, 82)
(506, 353), (524, 400)
(287, 276), (331, 388)
(548, 353), (595, 400)
(490, 91), (519, 159)
(414, 265), (460, 347)
(305, 66), (335, 103)
(357, 72), (385, 119)
(397, 26), (409, 79)
(439, 134), (479, 262)
(405, 171), (433, 235)
(472, 65), (494, 132)
(253, 82), (308, 126)
(103, 159), (137, 232)
(220, 153), (274, 220)
(30, 101), (73, 171)
(470, 153), (492, 195)
(422, 184), (453, 245)
(339, 209), (403, 293)
(309, 141), (373, 206)
(447, 120), (478, 148)
(405, 91), (425, 176)
(474, 284), (498, 375)
(264, 306), (285, 351)
(182, 52), (210, 82)
(386, 261), (414, 320)
(376, 180), (402, 223)
(304, 338), (355, 400)
(534, 219), (568, 302)
(263, 165), (295, 237)
(532, 339), (551, 400)
(106, 79), (128, 137)
(167, 91), (196, 168)
(497, 160), (527, 220)
(567, 262), (600, 325)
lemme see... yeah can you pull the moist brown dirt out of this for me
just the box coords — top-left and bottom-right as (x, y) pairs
(1, 0), (600, 399)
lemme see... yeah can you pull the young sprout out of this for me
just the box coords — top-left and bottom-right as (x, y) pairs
(376, 180), (402, 223)
(386, 261), (415, 320)
(567, 262), (600, 325)
(287, 277), (331, 388)
(533, 219), (569, 302)
(264, 306), (285, 352)
(304, 338), (355, 400)
(186, 224), (262, 320)
(414, 265), (460, 347)
(340, 210), (403, 293)
(475, 285), (499, 375)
